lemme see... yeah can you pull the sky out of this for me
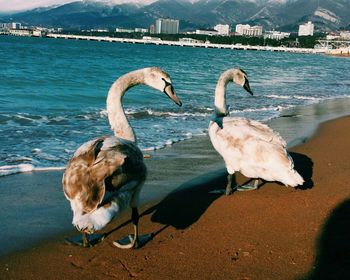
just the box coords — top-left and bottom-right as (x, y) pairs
(0, 0), (158, 13)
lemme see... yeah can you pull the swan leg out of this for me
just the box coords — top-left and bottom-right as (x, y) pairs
(65, 232), (105, 247)
(226, 173), (237, 195)
(113, 207), (153, 249)
(130, 207), (140, 248)
(82, 232), (90, 248)
(113, 207), (139, 249)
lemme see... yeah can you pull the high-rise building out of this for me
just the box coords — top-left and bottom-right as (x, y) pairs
(11, 22), (21, 29)
(214, 24), (230, 36)
(149, 24), (155, 34)
(235, 24), (250, 35)
(155, 19), (179, 34)
(298, 21), (314, 36)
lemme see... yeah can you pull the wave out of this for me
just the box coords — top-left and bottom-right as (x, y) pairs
(230, 105), (293, 114)
(264, 94), (321, 101)
(141, 132), (196, 152)
(124, 108), (212, 118)
(0, 164), (65, 177)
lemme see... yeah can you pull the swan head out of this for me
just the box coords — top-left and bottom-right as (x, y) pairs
(144, 67), (182, 106)
(232, 68), (253, 95)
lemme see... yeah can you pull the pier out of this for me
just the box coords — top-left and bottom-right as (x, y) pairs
(46, 33), (326, 54)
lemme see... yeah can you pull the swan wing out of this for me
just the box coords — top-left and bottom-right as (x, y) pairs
(222, 117), (287, 147)
(63, 137), (128, 213)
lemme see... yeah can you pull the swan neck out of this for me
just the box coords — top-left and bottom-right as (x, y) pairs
(106, 70), (145, 143)
(214, 71), (231, 117)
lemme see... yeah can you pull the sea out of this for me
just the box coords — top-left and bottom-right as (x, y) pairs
(1, 35), (350, 177)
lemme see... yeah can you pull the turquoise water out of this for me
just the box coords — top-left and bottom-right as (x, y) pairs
(0, 35), (349, 176)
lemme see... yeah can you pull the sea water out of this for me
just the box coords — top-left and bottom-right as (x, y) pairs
(0, 35), (349, 176)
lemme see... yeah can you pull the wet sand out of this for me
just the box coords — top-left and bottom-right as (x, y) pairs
(0, 100), (350, 279)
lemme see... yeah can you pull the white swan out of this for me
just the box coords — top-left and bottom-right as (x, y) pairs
(63, 67), (182, 248)
(208, 68), (304, 195)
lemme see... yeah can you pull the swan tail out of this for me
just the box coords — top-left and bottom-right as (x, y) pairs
(283, 170), (304, 187)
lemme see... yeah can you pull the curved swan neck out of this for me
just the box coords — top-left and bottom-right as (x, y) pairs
(106, 69), (146, 143)
(214, 69), (234, 117)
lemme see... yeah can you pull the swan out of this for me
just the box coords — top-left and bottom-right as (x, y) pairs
(63, 67), (182, 248)
(208, 68), (304, 195)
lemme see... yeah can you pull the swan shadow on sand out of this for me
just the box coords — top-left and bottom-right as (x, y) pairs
(103, 168), (227, 244)
(103, 150), (313, 246)
(147, 150), (313, 231)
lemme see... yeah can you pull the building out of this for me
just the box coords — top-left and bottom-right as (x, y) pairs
(135, 28), (148, 33)
(264, 31), (290, 40)
(235, 24), (250, 35)
(298, 21), (314, 36)
(340, 31), (350, 40)
(149, 24), (155, 34)
(214, 24), (230, 36)
(235, 24), (263, 37)
(179, 37), (204, 44)
(115, 28), (134, 33)
(8, 29), (31, 36)
(11, 22), (21, 29)
(195, 29), (218, 36)
(155, 19), (179, 34)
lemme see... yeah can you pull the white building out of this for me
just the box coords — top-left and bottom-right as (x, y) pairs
(135, 28), (148, 33)
(8, 29), (31, 36)
(235, 24), (250, 35)
(11, 22), (21, 29)
(340, 31), (350, 40)
(264, 31), (290, 40)
(155, 19), (179, 34)
(214, 24), (230, 36)
(115, 28), (134, 33)
(195, 29), (218, 36)
(235, 24), (263, 37)
(298, 21), (314, 36)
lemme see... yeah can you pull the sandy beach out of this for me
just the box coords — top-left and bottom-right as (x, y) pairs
(1, 101), (350, 279)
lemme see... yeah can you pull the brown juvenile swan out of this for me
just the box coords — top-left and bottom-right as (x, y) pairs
(208, 68), (304, 195)
(63, 67), (182, 248)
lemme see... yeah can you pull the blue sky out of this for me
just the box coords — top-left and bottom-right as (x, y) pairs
(0, 0), (157, 13)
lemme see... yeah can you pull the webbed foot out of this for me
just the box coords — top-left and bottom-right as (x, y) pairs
(113, 233), (152, 249)
(65, 233), (105, 248)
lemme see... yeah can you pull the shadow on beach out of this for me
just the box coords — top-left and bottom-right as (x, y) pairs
(103, 169), (227, 242)
(104, 151), (314, 244)
(289, 151), (314, 190)
(148, 169), (227, 230)
(302, 199), (350, 280)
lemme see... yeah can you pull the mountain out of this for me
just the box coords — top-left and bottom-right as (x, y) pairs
(2, 0), (350, 32)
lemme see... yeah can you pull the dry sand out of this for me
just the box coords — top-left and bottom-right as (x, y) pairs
(1, 114), (350, 279)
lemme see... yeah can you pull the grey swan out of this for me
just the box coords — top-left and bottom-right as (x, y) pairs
(63, 67), (182, 248)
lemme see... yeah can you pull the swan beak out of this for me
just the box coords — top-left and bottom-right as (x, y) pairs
(165, 86), (182, 107)
(243, 79), (253, 95)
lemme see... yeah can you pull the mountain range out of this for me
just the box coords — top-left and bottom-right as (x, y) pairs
(1, 0), (350, 32)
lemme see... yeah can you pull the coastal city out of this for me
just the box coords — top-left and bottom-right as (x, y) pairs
(1, 17), (350, 56)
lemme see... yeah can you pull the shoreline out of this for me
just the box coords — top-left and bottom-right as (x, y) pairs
(0, 106), (349, 278)
(1, 97), (350, 257)
(2, 33), (325, 55)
